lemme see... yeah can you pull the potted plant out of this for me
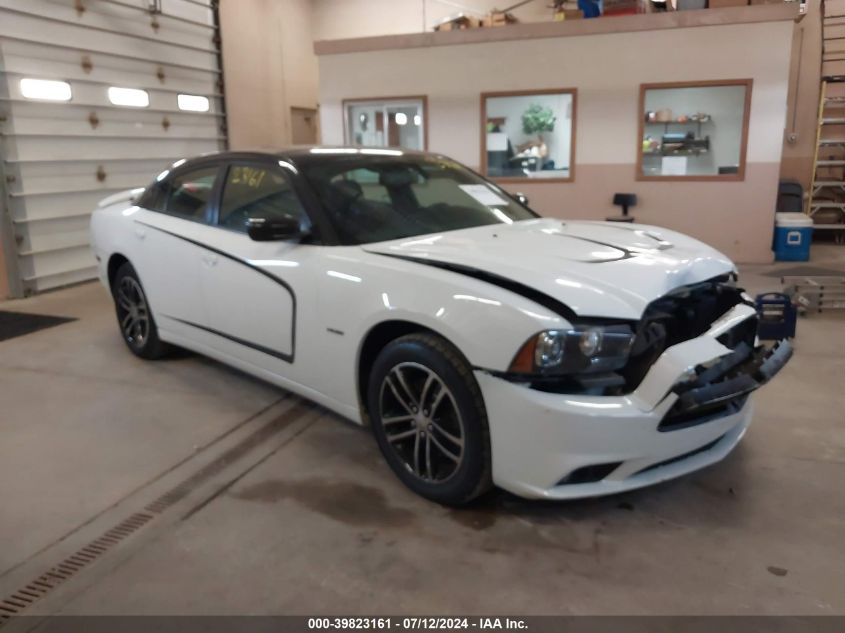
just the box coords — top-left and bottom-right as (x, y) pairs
(522, 103), (556, 143)
(520, 104), (555, 168)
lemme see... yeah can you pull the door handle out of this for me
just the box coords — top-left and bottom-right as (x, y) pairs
(202, 254), (219, 267)
(133, 226), (146, 240)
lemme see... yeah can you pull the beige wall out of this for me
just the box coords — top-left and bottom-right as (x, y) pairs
(312, 0), (557, 41)
(780, 0), (822, 190)
(318, 20), (795, 264)
(219, 0), (319, 149)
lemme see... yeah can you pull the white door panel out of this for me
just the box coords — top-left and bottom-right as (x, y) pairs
(0, 7), (218, 72)
(0, 0), (216, 53)
(0, 0), (226, 296)
(16, 157), (178, 193)
(9, 111), (222, 138)
(6, 137), (222, 163)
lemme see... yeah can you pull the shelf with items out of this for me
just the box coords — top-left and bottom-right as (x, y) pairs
(643, 112), (712, 125)
(642, 134), (710, 157)
(643, 148), (710, 157)
(644, 113), (713, 139)
(644, 118), (713, 126)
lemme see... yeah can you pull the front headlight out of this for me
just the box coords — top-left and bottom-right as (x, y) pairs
(509, 325), (635, 375)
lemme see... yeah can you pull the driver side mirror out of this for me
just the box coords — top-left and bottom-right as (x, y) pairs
(246, 214), (304, 242)
(514, 192), (530, 207)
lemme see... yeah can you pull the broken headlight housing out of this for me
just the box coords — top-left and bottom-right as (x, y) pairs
(509, 325), (636, 376)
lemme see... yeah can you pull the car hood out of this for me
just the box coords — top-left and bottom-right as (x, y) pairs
(362, 218), (735, 320)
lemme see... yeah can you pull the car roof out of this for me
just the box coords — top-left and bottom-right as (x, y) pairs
(171, 146), (434, 172)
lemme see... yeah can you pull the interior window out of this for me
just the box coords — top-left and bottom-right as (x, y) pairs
(164, 166), (219, 220)
(218, 164), (307, 232)
(343, 98), (426, 150)
(482, 90), (575, 181)
(639, 81), (751, 179)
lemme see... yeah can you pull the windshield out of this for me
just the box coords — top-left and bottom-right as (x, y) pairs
(299, 154), (537, 245)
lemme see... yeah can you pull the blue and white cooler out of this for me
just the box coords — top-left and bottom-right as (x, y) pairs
(773, 212), (813, 262)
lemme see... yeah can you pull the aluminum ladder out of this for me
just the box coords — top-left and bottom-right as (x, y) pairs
(808, 0), (845, 241)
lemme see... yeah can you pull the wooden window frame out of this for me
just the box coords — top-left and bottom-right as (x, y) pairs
(636, 79), (753, 182)
(341, 95), (429, 150)
(480, 88), (577, 184)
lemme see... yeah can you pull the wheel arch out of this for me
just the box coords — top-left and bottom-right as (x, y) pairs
(107, 253), (130, 292)
(356, 319), (472, 425)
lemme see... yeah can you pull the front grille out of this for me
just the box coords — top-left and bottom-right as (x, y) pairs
(620, 276), (748, 390)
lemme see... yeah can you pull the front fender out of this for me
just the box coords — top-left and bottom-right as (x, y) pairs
(344, 252), (570, 371)
(313, 248), (571, 417)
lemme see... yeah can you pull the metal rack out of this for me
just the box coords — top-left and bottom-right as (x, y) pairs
(782, 276), (845, 312)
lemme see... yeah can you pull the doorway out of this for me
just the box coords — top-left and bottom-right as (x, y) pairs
(291, 107), (319, 145)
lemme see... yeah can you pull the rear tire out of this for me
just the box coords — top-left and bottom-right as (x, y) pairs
(367, 333), (492, 506)
(112, 262), (170, 360)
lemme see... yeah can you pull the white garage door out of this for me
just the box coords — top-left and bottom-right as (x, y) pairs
(0, 0), (227, 296)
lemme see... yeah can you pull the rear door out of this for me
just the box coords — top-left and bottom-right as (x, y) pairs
(195, 160), (315, 378)
(131, 163), (221, 340)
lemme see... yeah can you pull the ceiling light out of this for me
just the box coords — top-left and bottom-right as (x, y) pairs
(177, 94), (210, 112)
(108, 87), (150, 108)
(395, 112), (408, 126)
(413, 114), (421, 126)
(20, 78), (72, 101)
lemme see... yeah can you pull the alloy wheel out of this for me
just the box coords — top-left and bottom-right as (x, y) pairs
(115, 276), (150, 349)
(378, 362), (466, 483)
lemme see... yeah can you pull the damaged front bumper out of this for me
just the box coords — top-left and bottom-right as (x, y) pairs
(477, 304), (793, 499)
(660, 339), (793, 432)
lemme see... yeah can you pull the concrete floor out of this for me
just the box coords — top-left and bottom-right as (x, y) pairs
(1, 248), (844, 616)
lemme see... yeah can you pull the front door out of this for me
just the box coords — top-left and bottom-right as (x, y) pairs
(196, 161), (313, 378)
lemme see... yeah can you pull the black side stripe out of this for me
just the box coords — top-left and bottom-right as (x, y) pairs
(165, 316), (293, 363)
(373, 253), (580, 322)
(137, 221), (296, 363)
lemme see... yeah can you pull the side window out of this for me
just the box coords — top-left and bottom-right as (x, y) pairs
(138, 178), (168, 212)
(218, 164), (307, 232)
(164, 166), (219, 221)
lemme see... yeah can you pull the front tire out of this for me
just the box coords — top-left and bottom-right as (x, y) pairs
(112, 262), (170, 360)
(367, 333), (492, 506)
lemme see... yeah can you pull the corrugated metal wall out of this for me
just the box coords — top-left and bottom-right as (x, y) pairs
(0, 0), (227, 296)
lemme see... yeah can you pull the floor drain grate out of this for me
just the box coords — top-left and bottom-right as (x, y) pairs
(0, 399), (313, 625)
(0, 512), (154, 624)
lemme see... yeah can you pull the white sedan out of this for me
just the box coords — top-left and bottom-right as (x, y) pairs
(90, 148), (791, 505)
